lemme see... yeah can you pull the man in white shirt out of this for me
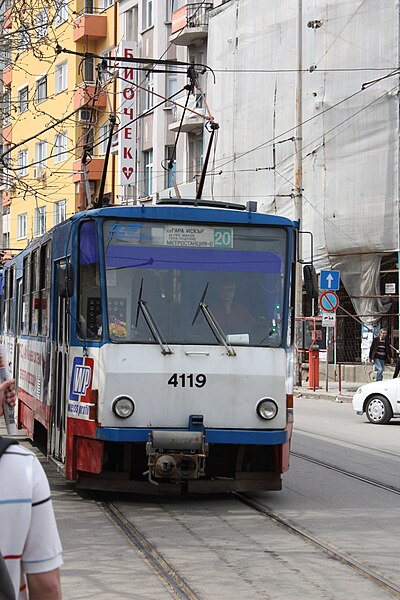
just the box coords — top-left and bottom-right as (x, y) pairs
(0, 379), (63, 599)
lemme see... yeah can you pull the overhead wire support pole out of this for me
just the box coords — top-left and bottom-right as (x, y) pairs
(97, 114), (116, 208)
(294, 0), (304, 386)
(196, 122), (219, 200)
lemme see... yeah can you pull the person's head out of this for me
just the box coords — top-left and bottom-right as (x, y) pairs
(379, 328), (387, 340)
(217, 280), (236, 304)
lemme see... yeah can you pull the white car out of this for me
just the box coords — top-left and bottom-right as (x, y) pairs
(353, 379), (400, 424)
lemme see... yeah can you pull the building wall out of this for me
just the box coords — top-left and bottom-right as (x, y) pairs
(205, 0), (399, 327)
(1, 0), (118, 250)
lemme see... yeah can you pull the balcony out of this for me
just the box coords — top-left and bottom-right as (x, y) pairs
(3, 7), (12, 29)
(169, 93), (205, 133)
(73, 83), (107, 110)
(170, 3), (212, 46)
(73, 11), (107, 42)
(72, 158), (105, 183)
(2, 124), (12, 145)
(3, 66), (12, 86)
(2, 190), (12, 205)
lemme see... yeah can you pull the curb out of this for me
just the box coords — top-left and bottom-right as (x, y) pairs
(295, 390), (353, 403)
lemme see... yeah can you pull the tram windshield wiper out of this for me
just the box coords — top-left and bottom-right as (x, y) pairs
(135, 278), (172, 355)
(192, 283), (236, 357)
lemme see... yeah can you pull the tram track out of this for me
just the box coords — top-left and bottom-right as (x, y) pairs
(291, 450), (400, 495)
(96, 495), (200, 600)
(233, 492), (400, 598)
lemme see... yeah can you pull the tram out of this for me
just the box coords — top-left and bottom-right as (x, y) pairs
(2, 199), (298, 492)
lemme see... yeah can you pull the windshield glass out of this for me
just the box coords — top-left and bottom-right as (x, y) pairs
(103, 220), (288, 347)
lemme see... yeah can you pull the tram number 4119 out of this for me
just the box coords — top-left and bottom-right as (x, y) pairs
(168, 373), (207, 388)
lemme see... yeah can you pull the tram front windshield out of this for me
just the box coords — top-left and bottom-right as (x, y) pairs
(100, 220), (288, 347)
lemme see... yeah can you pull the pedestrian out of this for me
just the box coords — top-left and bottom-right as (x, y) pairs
(0, 379), (63, 600)
(393, 350), (400, 378)
(369, 327), (394, 382)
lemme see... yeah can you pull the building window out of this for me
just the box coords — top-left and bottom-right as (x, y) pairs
(84, 0), (94, 13)
(35, 76), (47, 103)
(3, 88), (11, 126)
(188, 135), (203, 183)
(18, 86), (29, 113)
(165, 146), (176, 189)
(83, 57), (95, 83)
(144, 73), (154, 111)
(124, 6), (138, 42)
(166, 0), (174, 21)
(166, 66), (177, 105)
(55, 0), (68, 25)
(143, 0), (153, 29)
(3, 40), (11, 68)
(3, 208), (10, 251)
(54, 131), (67, 163)
(35, 141), (47, 168)
(36, 9), (48, 40)
(102, 0), (113, 9)
(34, 206), (46, 237)
(17, 213), (27, 239)
(99, 122), (110, 155)
(100, 50), (114, 81)
(81, 126), (94, 154)
(17, 150), (28, 177)
(144, 149), (153, 196)
(55, 61), (68, 93)
(18, 25), (30, 52)
(54, 200), (66, 225)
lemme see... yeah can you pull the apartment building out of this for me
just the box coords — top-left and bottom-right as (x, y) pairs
(0, 0), (219, 254)
(117, 0), (214, 201)
(0, 0), (117, 253)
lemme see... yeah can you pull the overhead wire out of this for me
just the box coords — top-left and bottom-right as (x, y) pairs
(206, 69), (400, 176)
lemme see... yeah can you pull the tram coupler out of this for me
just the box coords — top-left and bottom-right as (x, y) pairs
(145, 430), (208, 483)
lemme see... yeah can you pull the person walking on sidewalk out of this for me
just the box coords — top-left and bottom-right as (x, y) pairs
(0, 379), (63, 600)
(393, 350), (400, 378)
(369, 328), (394, 381)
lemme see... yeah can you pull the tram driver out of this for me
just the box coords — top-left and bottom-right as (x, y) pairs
(210, 278), (255, 333)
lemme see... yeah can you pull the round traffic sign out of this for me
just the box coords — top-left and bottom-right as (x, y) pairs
(319, 291), (339, 312)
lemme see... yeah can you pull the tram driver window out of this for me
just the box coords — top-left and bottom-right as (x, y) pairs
(78, 220), (101, 340)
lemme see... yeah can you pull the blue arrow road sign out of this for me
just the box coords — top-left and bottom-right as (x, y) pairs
(320, 269), (340, 291)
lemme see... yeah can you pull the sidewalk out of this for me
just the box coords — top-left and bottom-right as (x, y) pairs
(295, 371), (398, 403)
(296, 361), (397, 403)
(0, 422), (173, 599)
(294, 380), (361, 403)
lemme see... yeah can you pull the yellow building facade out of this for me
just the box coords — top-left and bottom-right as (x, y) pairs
(1, 0), (118, 253)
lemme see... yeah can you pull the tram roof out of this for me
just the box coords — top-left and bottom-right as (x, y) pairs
(69, 201), (297, 228)
(5, 201), (297, 268)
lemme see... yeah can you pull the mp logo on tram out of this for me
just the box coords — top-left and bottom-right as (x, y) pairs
(70, 357), (94, 401)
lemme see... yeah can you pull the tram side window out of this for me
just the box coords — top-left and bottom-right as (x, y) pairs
(30, 249), (40, 336)
(78, 220), (101, 339)
(5, 267), (15, 334)
(39, 242), (51, 336)
(21, 256), (31, 335)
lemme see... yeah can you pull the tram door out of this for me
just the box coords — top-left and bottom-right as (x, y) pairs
(51, 259), (70, 463)
(13, 279), (23, 405)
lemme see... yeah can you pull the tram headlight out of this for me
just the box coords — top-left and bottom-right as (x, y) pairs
(112, 396), (135, 418)
(256, 398), (278, 421)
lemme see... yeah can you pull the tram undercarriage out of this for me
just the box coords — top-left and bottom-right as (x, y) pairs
(74, 436), (284, 494)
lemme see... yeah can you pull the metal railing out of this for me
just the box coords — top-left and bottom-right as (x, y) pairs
(172, 93), (204, 122)
(186, 3), (213, 28)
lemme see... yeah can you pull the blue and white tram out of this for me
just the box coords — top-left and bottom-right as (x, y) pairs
(2, 200), (298, 492)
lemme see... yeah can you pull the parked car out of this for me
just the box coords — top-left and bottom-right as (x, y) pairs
(352, 379), (400, 424)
